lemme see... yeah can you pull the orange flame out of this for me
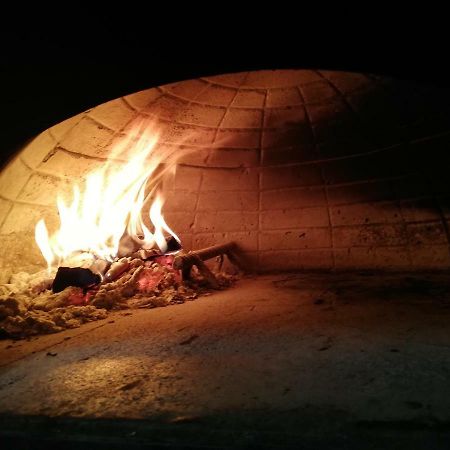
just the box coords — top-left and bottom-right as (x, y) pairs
(35, 120), (180, 270)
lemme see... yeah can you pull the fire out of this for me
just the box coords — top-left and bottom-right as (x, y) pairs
(35, 120), (181, 271)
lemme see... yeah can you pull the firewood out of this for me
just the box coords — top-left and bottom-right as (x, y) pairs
(173, 242), (241, 288)
(104, 258), (130, 282)
(52, 267), (101, 293)
(165, 235), (182, 253)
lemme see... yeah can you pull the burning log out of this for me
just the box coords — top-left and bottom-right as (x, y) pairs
(131, 249), (159, 260)
(104, 258), (131, 283)
(117, 234), (142, 258)
(119, 234), (182, 259)
(52, 241), (239, 294)
(88, 258), (110, 277)
(51, 236), (181, 295)
(173, 242), (241, 288)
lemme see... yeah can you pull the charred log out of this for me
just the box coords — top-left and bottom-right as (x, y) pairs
(165, 235), (182, 253)
(52, 267), (101, 293)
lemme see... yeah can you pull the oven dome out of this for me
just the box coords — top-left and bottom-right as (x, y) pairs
(1, 69), (450, 275)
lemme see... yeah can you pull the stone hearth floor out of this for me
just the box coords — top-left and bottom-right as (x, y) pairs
(1, 272), (450, 449)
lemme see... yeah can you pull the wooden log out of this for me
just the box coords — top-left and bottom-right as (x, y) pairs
(104, 258), (130, 282)
(52, 267), (101, 293)
(119, 234), (182, 258)
(173, 242), (241, 288)
(173, 242), (238, 270)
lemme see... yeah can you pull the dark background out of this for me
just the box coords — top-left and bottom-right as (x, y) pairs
(1, 18), (448, 167)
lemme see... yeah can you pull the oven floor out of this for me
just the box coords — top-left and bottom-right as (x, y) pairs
(1, 272), (450, 449)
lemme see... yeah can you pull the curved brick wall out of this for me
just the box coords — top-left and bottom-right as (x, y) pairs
(1, 69), (450, 274)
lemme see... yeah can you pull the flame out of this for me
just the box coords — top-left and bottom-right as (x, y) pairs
(149, 193), (181, 252)
(35, 219), (55, 271)
(35, 120), (181, 269)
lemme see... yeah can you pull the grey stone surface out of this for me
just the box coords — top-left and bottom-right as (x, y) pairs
(0, 273), (449, 447)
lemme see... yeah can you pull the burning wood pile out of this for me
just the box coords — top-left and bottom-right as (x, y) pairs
(0, 240), (240, 339)
(0, 121), (242, 338)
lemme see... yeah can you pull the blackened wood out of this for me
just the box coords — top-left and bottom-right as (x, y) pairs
(165, 235), (182, 253)
(52, 267), (101, 293)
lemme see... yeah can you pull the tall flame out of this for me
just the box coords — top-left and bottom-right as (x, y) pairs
(35, 120), (181, 269)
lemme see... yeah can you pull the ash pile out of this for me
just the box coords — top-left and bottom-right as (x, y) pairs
(0, 239), (240, 339)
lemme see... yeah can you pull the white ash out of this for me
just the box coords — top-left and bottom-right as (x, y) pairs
(0, 268), (56, 296)
(0, 287), (108, 337)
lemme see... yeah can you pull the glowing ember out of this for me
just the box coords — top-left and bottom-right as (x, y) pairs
(35, 119), (181, 271)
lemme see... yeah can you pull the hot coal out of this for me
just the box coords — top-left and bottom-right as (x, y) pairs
(52, 267), (101, 293)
